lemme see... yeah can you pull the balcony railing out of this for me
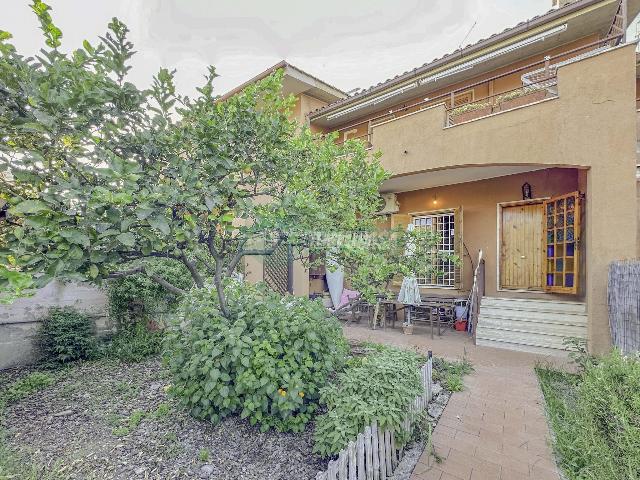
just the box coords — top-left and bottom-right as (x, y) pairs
(331, 36), (620, 147)
(446, 80), (557, 126)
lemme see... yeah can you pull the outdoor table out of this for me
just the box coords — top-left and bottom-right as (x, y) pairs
(411, 300), (456, 339)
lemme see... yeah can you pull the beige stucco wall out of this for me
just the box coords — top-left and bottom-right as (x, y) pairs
(394, 168), (581, 298)
(371, 44), (639, 354)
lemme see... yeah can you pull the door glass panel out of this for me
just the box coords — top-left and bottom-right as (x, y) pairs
(544, 192), (580, 293)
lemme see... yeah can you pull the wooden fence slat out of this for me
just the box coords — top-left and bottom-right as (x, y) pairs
(328, 460), (338, 480)
(315, 358), (434, 480)
(372, 421), (380, 480)
(357, 433), (365, 480)
(384, 430), (392, 476)
(338, 450), (348, 480)
(347, 441), (357, 480)
(390, 430), (397, 468)
(378, 424), (386, 480)
(365, 425), (374, 480)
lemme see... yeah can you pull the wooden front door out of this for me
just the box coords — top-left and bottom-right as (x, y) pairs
(500, 203), (544, 290)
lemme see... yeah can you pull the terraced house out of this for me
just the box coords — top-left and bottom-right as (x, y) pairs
(230, 0), (640, 356)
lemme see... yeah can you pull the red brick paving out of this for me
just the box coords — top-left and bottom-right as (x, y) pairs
(343, 324), (569, 480)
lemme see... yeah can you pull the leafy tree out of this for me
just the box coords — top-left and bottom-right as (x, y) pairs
(0, 1), (387, 315)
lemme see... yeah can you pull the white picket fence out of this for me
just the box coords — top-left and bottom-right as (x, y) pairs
(316, 352), (434, 480)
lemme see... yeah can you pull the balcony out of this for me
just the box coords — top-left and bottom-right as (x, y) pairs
(333, 37), (622, 157)
(366, 41), (636, 178)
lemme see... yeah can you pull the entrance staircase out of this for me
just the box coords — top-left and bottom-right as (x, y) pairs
(476, 297), (587, 356)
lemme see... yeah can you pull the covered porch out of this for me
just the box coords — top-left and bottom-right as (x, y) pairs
(336, 165), (591, 356)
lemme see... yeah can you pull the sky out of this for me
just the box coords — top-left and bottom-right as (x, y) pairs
(0, 1), (605, 98)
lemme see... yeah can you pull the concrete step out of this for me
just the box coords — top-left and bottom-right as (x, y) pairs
(476, 337), (570, 357)
(476, 327), (575, 351)
(478, 315), (587, 338)
(480, 296), (586, 314)
(476, 296), (587, 355)
(479, 306), (587, 326)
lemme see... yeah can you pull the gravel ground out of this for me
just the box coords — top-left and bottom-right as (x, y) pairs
(2, 358), (327, 480)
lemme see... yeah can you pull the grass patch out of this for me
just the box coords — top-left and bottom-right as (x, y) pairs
(433, 354), (473, 392)
(111, 403), (173, 437)
(0, 372), (55, 408)
(198, 448), (210, 462)
(536, 350), (640, 480)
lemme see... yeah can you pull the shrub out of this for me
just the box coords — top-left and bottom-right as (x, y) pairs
(107, 258), (193, 328)
(36, 307), (96, 364)
(164, 281), (349, 433)
(537, 350), (640, 480)
(313, 344), (424, 457)
(103, 322), (164, 362)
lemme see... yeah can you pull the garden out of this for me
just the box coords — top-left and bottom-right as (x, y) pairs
(0, 275), (468, 479)
(536, 344), (640, 480)
(0, 3), (468, 479)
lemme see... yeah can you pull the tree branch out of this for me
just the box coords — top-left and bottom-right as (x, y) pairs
(106, 265), (187, 295)
(180, 251), (204, 288)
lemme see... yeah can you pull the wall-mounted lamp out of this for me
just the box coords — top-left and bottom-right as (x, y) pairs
(432, 193), (438, 205)
(522, 182), (532, 200)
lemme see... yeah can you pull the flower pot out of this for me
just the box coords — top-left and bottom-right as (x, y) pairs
(449, 105), (492, 125)
(403, 324), (414, 335)
(497, 89), (548, 113)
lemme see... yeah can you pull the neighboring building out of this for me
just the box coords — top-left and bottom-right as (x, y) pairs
(219, 62), (347, 298)
(229, 0), (640, 356)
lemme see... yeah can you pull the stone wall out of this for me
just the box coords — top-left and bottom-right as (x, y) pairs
(0, 281), (109, 370)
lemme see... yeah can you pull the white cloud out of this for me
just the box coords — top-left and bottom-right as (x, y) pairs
(3, 0), (557, 97)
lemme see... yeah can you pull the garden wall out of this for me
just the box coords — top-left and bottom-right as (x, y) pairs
(0, 281), (109, 369)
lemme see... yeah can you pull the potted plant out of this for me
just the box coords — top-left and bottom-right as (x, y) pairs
(402, 320), (414, 335)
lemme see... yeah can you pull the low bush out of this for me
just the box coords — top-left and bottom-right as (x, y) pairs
(164, 281), (349, 433)
(36, 307), (96, 364)
(107, 258), (193, 328)
(537, 350), (640, 480)
(102, 322), (164, 362)
(313, 344), (424, 457)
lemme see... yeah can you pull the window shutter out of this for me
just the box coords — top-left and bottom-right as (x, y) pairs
(543, 191), (581, 294)
(454, 207), (464, 290)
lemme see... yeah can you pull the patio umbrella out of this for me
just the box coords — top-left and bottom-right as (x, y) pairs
(397, 224), (422, 324)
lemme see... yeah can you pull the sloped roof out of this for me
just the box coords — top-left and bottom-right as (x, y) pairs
(308, 0), (621, 119)
(217, 60), (346, 103)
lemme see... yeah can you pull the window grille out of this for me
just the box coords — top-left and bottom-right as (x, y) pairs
(413, 212), (457, 287)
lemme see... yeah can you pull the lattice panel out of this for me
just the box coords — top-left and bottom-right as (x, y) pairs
(263, 243), (290, 294)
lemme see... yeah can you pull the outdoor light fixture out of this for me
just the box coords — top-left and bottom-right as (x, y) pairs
(522, 182), (532, 200)
(419, 23), (568, 85)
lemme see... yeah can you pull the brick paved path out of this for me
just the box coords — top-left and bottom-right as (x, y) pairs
(343, 325), (566, 480)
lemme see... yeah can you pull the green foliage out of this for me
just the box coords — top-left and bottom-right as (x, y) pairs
(0, 371), (55, 408)
(432, 356), (473, 390)
(107, 258), (193, 327)
(102, 322), (164, 363)
(331, 227), (459, 304)
(164, 281), (348, 433)
(537, 350), (640, 480)
(198, 448), (210, 462)
(36, 307), (96, 364)
(0, 2), (388, 317)
(313, 344), (424, 457)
